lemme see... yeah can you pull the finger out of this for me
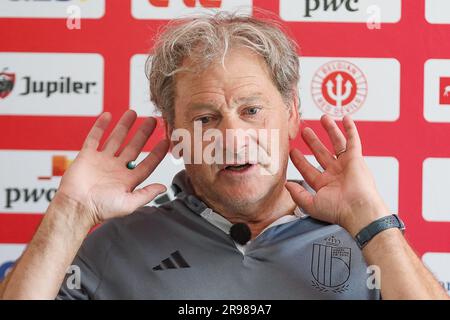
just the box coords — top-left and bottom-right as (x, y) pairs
(342, 116), (362, 155)
(290, 148), (321, 191)
(125, 183), (167, 212)
(285, 181), (316, 216)
(134, 139), (170, 181)
(320, 114), (347, 156)
(301, 127), (335, 169)
(82, 112), (112, 150)
(101, 110), (137, 156)
(119, 117), (157, 162)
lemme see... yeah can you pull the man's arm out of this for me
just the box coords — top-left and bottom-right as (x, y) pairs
(362, 228), (446, 299)
(1, 193), (92, 299)
(343, 200), (447, 299)
(286, 114), (448, 300)
(1, 111), (168, 300)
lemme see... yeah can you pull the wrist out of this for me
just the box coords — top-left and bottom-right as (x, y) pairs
(340, 199), (391, 238)
(47, 191), (97, 233)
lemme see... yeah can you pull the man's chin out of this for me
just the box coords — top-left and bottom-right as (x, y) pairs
(215, 184), (268, 204)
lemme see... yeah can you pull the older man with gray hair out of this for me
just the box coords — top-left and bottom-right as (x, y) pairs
(1, 12), (447, 300)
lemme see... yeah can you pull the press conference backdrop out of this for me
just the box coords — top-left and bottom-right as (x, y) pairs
(0, 0), (449, 295)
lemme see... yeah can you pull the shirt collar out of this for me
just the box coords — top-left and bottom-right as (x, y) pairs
(171, 170), (311, 253)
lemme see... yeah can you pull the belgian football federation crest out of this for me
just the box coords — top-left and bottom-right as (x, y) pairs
(0, 70), (15, 99)
(310, 235), (351, 294)
(311, 60), (367, 118)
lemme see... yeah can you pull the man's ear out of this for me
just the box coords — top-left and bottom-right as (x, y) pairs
(287, 90), (300, 140)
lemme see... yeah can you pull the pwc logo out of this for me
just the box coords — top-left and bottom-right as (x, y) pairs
(0, 53), (103, 116)
(0, 151), (77, 213)
(132, 0), (252, 20)
(280, 0), (401, 23)
(300, 57), (400, 121)
(38, 155), (73, 180)
(0, 0), (104, 19)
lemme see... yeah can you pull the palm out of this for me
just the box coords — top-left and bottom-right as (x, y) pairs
(58, 111), (169, 224)
(286, 115), (387, 234)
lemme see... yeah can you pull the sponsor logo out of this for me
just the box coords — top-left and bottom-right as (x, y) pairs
(300, 57), (400, 121)
(153, 250), (191, 270)
(280, 0), (401, 23)
(0, 151), (77, 213)
(0, 0), (105, 19)
(148, 0), (221, 8)
(439, 77), (450, 105)
(0, 69), (15, 100)
(0, 53), (103, 116)
(0, 72), (97, 99)
(131, 0), (252, 20)
(0, 151), (184, 213)
(311, 60), (367, 118)
(311, 235), (351, 293)
(424, 60), (450, 122)
(38, 155), (73, 180)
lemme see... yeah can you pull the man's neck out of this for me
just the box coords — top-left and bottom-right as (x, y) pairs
(202, 183), (298, 239)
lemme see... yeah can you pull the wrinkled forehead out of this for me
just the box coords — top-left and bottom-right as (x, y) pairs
(173, 49), (276, 102)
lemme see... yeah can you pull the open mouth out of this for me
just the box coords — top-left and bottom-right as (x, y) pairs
(223, 163), (253, 171)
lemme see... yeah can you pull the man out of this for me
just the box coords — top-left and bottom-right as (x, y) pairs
(1, 13), (447, 300)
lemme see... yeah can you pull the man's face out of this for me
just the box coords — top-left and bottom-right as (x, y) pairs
(170, 48), (299, 211)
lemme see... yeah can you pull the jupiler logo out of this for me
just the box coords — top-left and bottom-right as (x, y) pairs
(0, 69), (15, 99)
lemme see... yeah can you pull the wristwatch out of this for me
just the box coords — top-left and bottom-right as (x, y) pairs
(354, 214), (405, 249)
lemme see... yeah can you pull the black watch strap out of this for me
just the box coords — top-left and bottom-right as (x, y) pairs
(354, 214), (405, 249)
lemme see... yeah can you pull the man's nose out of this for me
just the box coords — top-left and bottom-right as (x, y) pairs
(216, 116), (256, 156)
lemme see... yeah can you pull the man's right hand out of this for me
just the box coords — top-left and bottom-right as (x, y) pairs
(1, 110), (169, 300)
(57, 110), (169, 227)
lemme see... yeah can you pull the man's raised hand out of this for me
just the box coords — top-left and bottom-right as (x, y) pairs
(285, 115), (390, 237)
(57, 110), (169, 227)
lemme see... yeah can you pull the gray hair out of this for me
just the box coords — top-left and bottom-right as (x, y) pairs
(146, 11), (300, 126)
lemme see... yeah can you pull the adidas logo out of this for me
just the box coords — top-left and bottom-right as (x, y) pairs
(152, 250), (191, 271)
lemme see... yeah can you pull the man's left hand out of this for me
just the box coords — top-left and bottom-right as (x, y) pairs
(285, 114), (390, 237)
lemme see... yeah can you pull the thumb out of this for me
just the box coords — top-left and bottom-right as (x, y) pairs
(285, 181), (316, 216)
(126, 183), (167, 211)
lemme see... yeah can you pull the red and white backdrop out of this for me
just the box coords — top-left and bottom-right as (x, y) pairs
(0, 0), (449, 294)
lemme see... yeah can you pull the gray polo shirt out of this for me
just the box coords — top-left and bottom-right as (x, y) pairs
(57, 170), (380, 300)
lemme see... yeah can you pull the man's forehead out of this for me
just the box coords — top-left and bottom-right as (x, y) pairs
(185, 92), (267, 110)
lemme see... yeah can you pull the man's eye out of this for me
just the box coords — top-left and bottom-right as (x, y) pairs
(243, 106), (261, 116)
(195, 116), (213, 124)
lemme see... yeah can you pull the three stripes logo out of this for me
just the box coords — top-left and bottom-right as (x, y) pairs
(152, 250), (190, 271)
